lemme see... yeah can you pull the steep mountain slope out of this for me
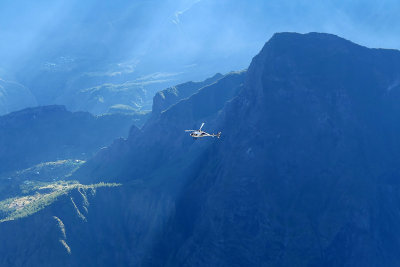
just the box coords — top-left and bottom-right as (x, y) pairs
(0, 160), (85, 201)
(2, 32), (400, 266)
(0, 105), (137, 174)
(0, 70), (245, 267)
(147, 32), (400, 266)
(75, 71), (245, 183)
(0, 183), (121, 266)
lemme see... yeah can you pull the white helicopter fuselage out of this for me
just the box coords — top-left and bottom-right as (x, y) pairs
(185, 122), (221, 139)
(190, 131), (214, 138)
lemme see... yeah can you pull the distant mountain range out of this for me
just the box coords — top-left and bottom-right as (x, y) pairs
(1, 0), (264, 117)
(152, 73), (224, 114)
(0, 105), (137, 174)
(2, 32), (400, 266)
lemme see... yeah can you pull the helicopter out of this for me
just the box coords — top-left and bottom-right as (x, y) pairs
(185, 122), (221, 139)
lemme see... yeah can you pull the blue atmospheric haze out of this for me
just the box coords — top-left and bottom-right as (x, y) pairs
(0, 0), (399, 80)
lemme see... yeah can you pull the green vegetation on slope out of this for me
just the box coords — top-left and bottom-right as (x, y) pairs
(0, 180), (120, 223)
(0, 159), (85, 200)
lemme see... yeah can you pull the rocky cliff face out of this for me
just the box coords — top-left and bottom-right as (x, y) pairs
(148, 32), (400, 266)
(2, 32), (400, 266)
(75, 70), (245, 183)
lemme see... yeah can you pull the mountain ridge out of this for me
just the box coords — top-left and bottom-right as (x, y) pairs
(152, 73), (224, 114)
(0, 105), (139, 174)
(2, 32), (400, 266)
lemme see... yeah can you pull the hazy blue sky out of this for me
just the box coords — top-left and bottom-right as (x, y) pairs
(1, 0), (399, 81)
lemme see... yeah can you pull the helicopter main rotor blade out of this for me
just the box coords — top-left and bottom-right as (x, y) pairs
(185, 130), (196, 132)
(199, 122), (205, 131)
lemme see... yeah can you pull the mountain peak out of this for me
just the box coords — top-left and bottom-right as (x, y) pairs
(245, 32), (400, 104)
(271, 31), (348, 41)
(266, 32), (360, 50)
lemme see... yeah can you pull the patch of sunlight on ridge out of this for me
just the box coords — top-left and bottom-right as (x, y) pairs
(0, 180), (120, 223)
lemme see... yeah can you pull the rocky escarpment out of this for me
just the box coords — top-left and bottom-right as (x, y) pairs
(147, 32), (400, 266)
(0, 184), (122, 266)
